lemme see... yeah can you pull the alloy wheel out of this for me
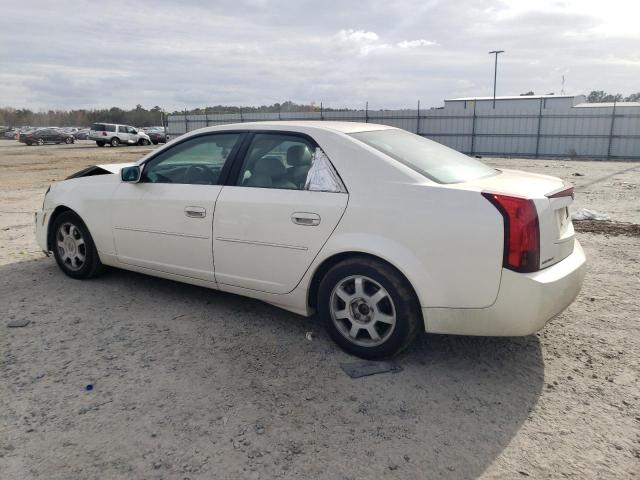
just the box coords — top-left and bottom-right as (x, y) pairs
(330, 275), (397, 347)
(56, 222), (86, 271)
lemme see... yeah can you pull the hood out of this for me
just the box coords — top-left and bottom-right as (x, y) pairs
(66, 162), (135, 179)
(97, 162), (135, 173)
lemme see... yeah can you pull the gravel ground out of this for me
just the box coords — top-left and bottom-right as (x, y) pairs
(1, 141), (638, 479)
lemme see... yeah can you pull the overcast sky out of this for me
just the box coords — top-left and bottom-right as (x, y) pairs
(1, 0), (638, 111)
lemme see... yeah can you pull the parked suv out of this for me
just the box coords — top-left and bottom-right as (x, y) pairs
(89, 123), (151, 147)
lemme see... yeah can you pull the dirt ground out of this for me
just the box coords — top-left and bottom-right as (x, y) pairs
(1, 140), (638, 479)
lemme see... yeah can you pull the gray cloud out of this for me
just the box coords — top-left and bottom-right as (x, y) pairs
(0, 0), (638, 110)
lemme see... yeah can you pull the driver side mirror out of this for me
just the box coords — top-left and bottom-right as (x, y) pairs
(121, 165), (141, 183)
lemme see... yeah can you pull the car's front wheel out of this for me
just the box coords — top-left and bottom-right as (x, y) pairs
(318, 257), (421, 359)
(37, 138), (44, 146)
(51, 211), (104, 279)
(96, 141), (105, 147)
(65, 136), (73, 144)
(110, 137), (120, 147)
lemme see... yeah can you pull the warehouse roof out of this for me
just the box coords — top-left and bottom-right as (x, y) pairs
(446, 94), (579, 101)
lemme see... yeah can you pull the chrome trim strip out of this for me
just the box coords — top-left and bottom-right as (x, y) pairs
(114, 226), (210, 239)
(215, 237), (308, 251)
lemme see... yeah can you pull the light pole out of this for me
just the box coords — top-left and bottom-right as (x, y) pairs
(489, 50), (504, 109)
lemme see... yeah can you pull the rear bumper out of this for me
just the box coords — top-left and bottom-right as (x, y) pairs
(423, 240), (586, 336)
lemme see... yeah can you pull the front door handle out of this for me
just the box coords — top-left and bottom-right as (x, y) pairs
(291, 212), (321, 226)
(185, 206), (206, 218)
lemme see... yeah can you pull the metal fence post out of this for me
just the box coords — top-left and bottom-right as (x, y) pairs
(365, 102), (369, 123)
(278, 104), (281, 120)
(205, 108), (209, 127)
(184, 109), (188, 133)
(320, 102), (324, 121)
(416, 100), (420, 134)
(607, 100), (617, 160)
(535, 98), (543, 158)
(240, 107), (244, 123)
(470, 101), (477, 155)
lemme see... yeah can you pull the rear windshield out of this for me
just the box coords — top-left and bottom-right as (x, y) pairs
(350, 129), (497, 184)
(91, 123), (115, 132)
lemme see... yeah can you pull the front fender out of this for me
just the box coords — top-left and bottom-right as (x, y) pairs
(44, 175), (121, 255)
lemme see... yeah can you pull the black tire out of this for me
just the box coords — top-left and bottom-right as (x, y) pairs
(51, 211), (104, 279)
(317, 256), (422, 359)
(96, 141), (105, 147)
(110, 137), (120, 147)
(152, 140), (159, 145)
(65, 136), (73, 144)
(37, 138), (44, 146)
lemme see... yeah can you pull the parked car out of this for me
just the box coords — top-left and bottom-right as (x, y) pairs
(73, 128), (90, 140)
(3, 128), (18, 139)
(89, 123), (151, 147)
(19, 128), (75, 145)
(146, 127), (167, 144)
(35, 122), (586, 358)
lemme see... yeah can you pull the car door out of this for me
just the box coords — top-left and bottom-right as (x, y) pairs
(117, 125), (130, 144)
(111, 132), (245, 281)
(213, 132), (348, 294)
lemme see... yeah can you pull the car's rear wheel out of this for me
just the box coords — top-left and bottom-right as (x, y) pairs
(152, 140), (159, 145)
(65, 136), (73, 144)
(37, 138), (44, 146)
(138, 138), (150, 146)
(96, 141), (105, 147)
(51, 211), (103, 279)
(110, 137), (120, 147)
(318, 257), (421, 359)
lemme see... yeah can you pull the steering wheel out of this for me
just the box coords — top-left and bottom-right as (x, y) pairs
(184, 164), (209, 184)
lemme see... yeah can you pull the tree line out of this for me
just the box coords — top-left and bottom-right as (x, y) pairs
(0, 101), (343, 128)
(1, 93), (638, 128)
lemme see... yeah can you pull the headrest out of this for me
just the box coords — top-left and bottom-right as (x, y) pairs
(287, 145), (312, 166)
(254, 156), (286, 176)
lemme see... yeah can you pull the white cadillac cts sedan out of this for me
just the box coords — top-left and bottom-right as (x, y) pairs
(35, 122), (586, 358)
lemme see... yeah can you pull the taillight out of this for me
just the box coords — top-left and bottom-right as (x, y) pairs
(482, 192), (540, 273)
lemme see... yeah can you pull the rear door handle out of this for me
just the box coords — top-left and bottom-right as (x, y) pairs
(185, 206), (206, 218)
(291, 212), (320, 226)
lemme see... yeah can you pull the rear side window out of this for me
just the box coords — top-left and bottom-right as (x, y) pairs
(91, 123), (115, 132)
(350, 129), (497, 184)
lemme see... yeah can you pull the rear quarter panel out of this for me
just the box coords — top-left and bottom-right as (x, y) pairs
(305, 131), (504, 309)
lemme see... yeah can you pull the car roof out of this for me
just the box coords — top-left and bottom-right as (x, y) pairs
(192, 121), (397, 135)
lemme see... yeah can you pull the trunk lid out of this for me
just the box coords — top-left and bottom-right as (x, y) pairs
(461, 169), (575, 270)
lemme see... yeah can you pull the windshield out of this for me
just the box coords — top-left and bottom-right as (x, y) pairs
(350, 129), (497, 184)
